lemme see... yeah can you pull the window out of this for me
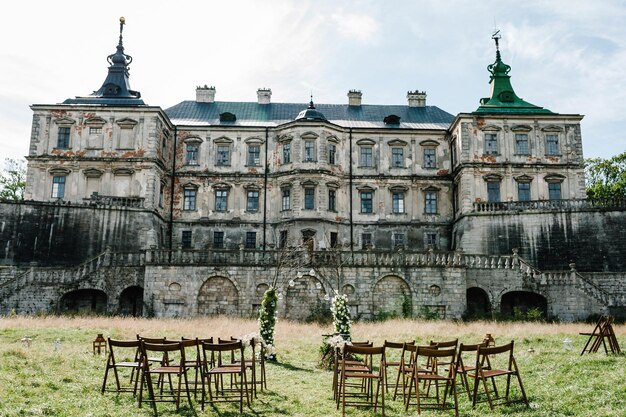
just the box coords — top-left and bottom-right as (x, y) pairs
(57, 127), (70, 149)
(304, 187), (315, 209)
(392, 192), (405, 214)
(393, 233), (405, 248)
(279, 230), (288, 249)
(281, 189), (291, 211)
(328, 189), (336, 211)
(487, 181), (500, 203)
(245, 232), (256, 249)
(423, 148), (436, 168)
(360, 191), (373, 213)
(159, 183), (164, 208)
(362, 233), (372, 250)
(330, 232), (338, 248)
(360, 147), (373, 167)
(181, 230), (192, 249)
(328, 144), (337, 164)
(548, 182), (562, 200)
(183, 188), (196, 210)
(216, 145), (230, 166)
(391, 147), (404, 168)
(247, 144), (261, 166)
(304, 140), (316, 161)
(485, 133), (498, 155)
(283, 143), (291, 164)
(515, 134), (530, 155)
(185, 144), (199, 165)
(425, 191), (437, 214)
(161, 131), (168, 156)
(247, 190), (259, 212)
(215, 190), (228, 212)
(89, 127), (102, 135)
(213, 231), (224, 248)
(518, 182), (531, 201)
(51, 176), (66, 199)
(425, 232), (438, 249)
(546, 134), (560, 155)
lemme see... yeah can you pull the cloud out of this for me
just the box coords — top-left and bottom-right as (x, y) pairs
(331, 13), (379, 43)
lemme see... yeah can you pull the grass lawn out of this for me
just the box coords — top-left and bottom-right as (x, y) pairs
(0, 316), (624, 417)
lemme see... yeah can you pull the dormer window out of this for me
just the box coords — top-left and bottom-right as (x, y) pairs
(384, 114), (401, 125)
(219, 112), (236, 122)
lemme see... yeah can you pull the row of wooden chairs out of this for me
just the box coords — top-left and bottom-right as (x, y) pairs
(101, 335), (266, 414)
(334, 338), (529, 416)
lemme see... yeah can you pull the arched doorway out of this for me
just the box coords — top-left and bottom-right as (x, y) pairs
(372, 276), (412, 318)
(501, 291), (547, 318)
(197, 276), (239, 316)
(466, 287), (491, 318)
(59, 289), (107, 314)
(119, 286), (144, 317)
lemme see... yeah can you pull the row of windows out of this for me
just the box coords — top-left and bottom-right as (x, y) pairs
(181, 230), (438, 250)
(184, 141), (439, 169)
(182, 187), (439, 214)
(484, 133), (560, 156)
(485, 181), (562, 202)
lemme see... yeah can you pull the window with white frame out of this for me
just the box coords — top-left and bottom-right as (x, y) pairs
(487, 181), (501, 203)
(281, 188), (291, 211)
(51, 176), (66, 199)
(183, 187), (197, 210)
(392, 191), (405, 214)
(425, 232), (438, 249)
(548, 182), (562, 200)
(517, 181), (531, 201)
(424, 191), (438, 214)
(360, 146), (373, 167)
(247, 144), (261, 166)
(185, 143), (199, 165)
(391, 147), (404, 168)
(328, 189), (336, 212)
(484, 133), (498, 155)
(57, 127), (70, 149)
(247, 190), (260, 212)
(215, 189), (228, 212)
(423, 148), (436, 168)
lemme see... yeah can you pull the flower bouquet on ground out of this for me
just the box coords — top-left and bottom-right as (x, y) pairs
(318, 294), (353, 369)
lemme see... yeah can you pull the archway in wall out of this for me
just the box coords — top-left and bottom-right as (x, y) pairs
(372, 276), (411, 318)
(59, 289), (107, 314)
(197, 276), (239, 316)
(284, 275), (328, 321)
(119, 286), (144, 317)
(466, 287), (491, 318)
(501, 291), (547, 318)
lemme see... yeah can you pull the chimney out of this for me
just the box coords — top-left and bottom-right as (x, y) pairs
(348, 90), (362, 106)
(407, 90), (427, 107)
(257, 88), (272, 104)
(196, 85), (216, 103)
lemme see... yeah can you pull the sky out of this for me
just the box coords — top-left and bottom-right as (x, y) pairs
(1, 0), (626, 162)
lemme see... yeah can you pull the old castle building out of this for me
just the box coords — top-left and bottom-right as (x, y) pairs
(1, 21), (624, 320)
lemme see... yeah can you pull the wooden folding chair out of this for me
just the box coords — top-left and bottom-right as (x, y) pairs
(220, 337), (258, 400)
(455, 341), (486, 401)
(333, 341), (372, 403)
(338, 344), (386, 417)
(405, 346), (459, 416)
(101, 338), (142, 395)
(580, 316), (621, 355)
(382, 340), (413, 394)
(201, 340), (250, 413)
(392, 342), (432, 404)
(471, 340), (529, 410)
(138, 341), (191, 413)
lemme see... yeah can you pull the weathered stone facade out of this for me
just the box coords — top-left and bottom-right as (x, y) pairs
(1, 23), (625, 321)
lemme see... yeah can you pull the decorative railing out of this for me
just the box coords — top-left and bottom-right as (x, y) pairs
(473, 198), (626, 213)
(83, 193), (145, 208)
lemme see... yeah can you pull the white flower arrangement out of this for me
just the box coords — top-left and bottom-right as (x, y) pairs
(240, 332), (261, 347)
(330, 293), (352, 337)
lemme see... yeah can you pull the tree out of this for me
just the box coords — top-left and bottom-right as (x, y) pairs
(585, 151), (626, 202)
(0, 158), (26, 201)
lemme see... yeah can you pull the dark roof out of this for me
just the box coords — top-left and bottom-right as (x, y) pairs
(165, 101), (454, 129)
